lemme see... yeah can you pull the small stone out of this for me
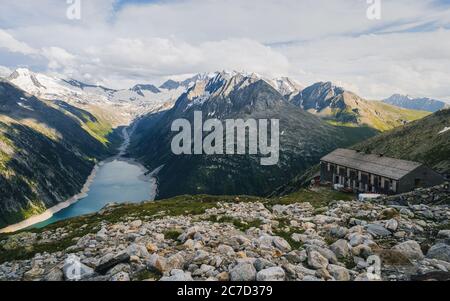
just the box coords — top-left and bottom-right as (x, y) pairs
(352, 245), (373, 258)
(236, 251), (247, 259)
(256, 267), (286, 281)
(385, 219), (398, 232)
(63, 260), (94, 281)
(328, 264), (350, 281)
(400, 208), (414, 218)
(43, 268), (64, 282)
(329, 226), (349, 239)
(130, 255), (140, 263)
(96, 228), (108, 242)
(193, 250), (211, 264)
(147, 254), (167, 273)
(254, 258), (276, 271)
(330, 239), (351, 258)
(366, 224), (391, 237)
(392, 240), (424, 261)
(230, 262), (257, 281)
(307, 250), (329, 270)
(130, 220), (143, 229)
(217, 245), (235, 256)
(217, 272), (230, 281)
(160, 270), (193, 281)
(378, 208), (398, 220)
(111, 271), (130, 281)
(427, 243), (450, 262)
(273, 237), (292, 253)
(437, 230), (450, 239)
(146, 243), (158, 253)
(95, 253), (131, 275)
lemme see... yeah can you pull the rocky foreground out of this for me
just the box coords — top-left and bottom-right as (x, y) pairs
(0, 185), (449, 282)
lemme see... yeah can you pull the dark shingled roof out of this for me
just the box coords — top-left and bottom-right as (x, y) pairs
(321, 149), (422, 180)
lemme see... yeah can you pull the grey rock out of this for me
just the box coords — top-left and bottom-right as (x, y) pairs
(392, 240), (424, 260)
(330, 226), (349, 239)
(95, 253), (130, 275)
(427, 243), (450, 262)
(438, 230), (450, 239)
(160, 269), (194, 281)
(63, 260), (95, 281)
(307, 250), (328, 270)
(43, 267), (64, 282)
(272, 237), (292, 252)
(366, 224), (391, 237)
(330, 239), (351, 258)
(254, 258), (276, 271)
(385, 219), (399, 232)
(256, 267), (285, 281)
(230, 262), (257, 281)
(328, 264), (351, 281)
(111, 271), (130, 281)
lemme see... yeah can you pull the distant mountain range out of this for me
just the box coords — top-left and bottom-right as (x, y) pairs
(383, 94), (448, 113)
(7, 68), (185, 122)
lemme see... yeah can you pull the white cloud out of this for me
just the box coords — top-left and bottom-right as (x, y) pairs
(0, 65), (12, 78)
(0, 29), (38, 55)
(0, 0), (449, 100)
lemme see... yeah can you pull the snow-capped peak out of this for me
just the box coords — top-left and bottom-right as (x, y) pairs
(265, 77), (304, 97)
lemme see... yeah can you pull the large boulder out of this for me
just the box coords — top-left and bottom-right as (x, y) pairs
(256, 267), (286, 281)
(230, 262), (257, 281)
(392, 241), (424, 261)
(366, 224), (391, 237)
(427, 243), (450, 262)
(160, 269), (194, 281)
(273, 237), (292, 253)
(307, 250), (329, 269)
(147, 254), (167, 273)
(330, 239), (351, 258)
(95, 253), (130, 275)
(327, 264), (351, 281)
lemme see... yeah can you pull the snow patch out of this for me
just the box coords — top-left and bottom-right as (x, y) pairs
(438, 127), (450, 135)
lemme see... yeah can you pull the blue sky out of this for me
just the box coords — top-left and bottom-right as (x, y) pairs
(0, 0), (450, 100)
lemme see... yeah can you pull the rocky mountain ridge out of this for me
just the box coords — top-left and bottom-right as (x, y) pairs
(384, 94), (448, 113)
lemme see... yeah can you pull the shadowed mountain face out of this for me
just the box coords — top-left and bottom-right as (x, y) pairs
(291, 82), (429, 131)
(355, 109), (450, 176)
(130, 73), (377, 199)
(0, 80), (121, 227)
(383, 94), (448, 113)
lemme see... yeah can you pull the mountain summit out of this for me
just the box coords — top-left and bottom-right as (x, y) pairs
(383, 94), (448, 113)
(291, 82), (429, 131)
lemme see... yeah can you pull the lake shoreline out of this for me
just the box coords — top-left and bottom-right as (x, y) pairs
(0, 164), (100, 234)
(0, 124), (158, 234)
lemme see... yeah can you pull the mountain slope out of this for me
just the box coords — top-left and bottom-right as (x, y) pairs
(354, 108), (450, 175)
(383, 94), (448, 113)
(291, 82), (429, 131)
(0, 80), (121, 227)
(130, 72), (377, 198)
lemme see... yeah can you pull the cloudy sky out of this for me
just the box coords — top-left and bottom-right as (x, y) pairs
(0, 0), (450, 101)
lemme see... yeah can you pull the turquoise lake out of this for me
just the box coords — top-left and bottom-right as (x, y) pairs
(32, 159), (156, 228)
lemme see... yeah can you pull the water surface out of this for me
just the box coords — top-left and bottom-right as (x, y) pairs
(33, 159), (156, 228)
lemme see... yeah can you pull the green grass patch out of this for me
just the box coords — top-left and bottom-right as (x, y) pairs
(205, 215), (263, 232)
(163, 229), (183, 241)
(270, 187), (354, 208)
